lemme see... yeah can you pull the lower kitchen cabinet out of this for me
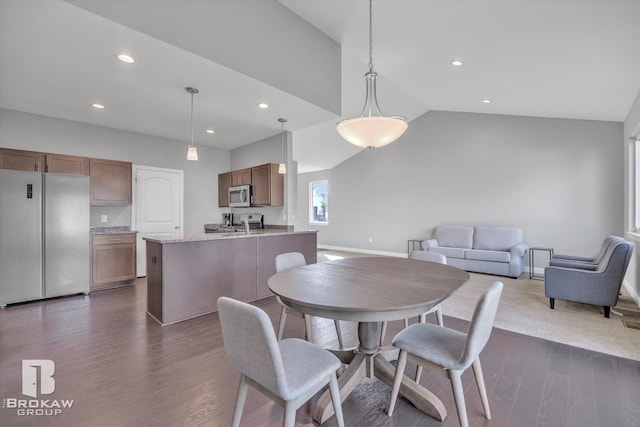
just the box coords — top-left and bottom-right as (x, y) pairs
(91, 233), (136, 291)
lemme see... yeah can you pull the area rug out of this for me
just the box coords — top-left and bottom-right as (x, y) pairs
(317, 250), (640, 361)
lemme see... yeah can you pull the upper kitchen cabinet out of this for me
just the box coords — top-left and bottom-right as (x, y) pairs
(251, 163), (283, 206)
(89, 158), (132, 205)
(218, 172), (231, 207)
(231, 168), (252, 186)
(46, 153), (89, 175)
(0, 148), (44, 172)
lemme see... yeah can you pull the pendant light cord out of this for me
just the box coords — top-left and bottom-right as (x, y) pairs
(368, 0), (373, 73)
(190, 91), (194, 147)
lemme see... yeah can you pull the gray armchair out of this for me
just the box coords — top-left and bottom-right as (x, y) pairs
(544, 239), (633, 318)
(549, 235), (622, 271)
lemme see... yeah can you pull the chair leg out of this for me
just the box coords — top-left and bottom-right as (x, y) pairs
(380, 321), (388, 347)
(231, 374), (249, 427)
(435, 305), (444, 326)
(415, 365), (423, 384)
(448, 369), (469, 427)
(604, 306), (610, 318)
(472, 358), (491, 420)
(387, 350), (407, 416)
(277, 307), (288, 340)
(283, 402), (297, 427)
(328, 371), (345, 427)
(549, 298), (555, 309)
(303, 314), (313, 342)
(334, 319), (344, 350)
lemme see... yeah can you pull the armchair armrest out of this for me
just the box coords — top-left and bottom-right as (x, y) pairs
(548, 259), (598, 270)
(552, 254), (595, 262)
(544, 266), (620, 306)
(421, 239), (438, 250)
(510, 243), (529, 257)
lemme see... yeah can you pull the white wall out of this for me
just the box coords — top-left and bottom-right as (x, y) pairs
(0, 108), (229, 234)
(623, 90), (640, 302)
(297, 111), (623, 258)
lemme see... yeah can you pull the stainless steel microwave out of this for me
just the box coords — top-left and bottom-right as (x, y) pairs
(229, 185), (251, 207)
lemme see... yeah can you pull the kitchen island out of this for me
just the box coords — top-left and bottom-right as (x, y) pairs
(144, 230), (317, 325)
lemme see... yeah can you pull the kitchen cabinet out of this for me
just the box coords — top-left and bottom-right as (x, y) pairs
(0, 148), (44, 172)
(46, 153), (89, 175)
(218, 172), (231, 207)
(91, 233), (136, 291)
(251, 163), (284, 206)
(231, 168), (252, 186)
(90, 158), (132, 205)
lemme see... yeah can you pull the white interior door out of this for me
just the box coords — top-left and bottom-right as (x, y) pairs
(133, 165), (183, 277)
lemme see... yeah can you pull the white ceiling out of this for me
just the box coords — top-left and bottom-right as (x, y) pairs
(2, 0), (639, 173)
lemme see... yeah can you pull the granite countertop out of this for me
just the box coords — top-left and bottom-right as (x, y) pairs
(144, 229), (317, 244)
(91, 226), (138, 235)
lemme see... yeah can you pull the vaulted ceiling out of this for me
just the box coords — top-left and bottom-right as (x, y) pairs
(2, 0), (639, 173)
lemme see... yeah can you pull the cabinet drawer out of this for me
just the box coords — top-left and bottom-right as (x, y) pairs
(92, 234), (136, 246)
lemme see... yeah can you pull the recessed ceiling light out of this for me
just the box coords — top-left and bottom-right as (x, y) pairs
(91, 103), (105, 109)
(482, 99), (492, 104)
(206, 129), (215, 134)
(116, 53), (135, 64)
(451, 59), (463, 67)
(257, 103), (269, 109)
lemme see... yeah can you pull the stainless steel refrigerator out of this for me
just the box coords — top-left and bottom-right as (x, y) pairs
(0, 170), (90, 306)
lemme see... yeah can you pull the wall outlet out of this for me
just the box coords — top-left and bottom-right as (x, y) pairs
(368, 237), (373, 243)
(282, 214), (287, 222)
(101, 215), (108, 223)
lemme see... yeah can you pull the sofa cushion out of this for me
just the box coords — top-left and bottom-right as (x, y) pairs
(429, 247), (467, 259)
(473, 226), (523, 251)
(435, 225), (474, 249)
(465, 249), (511, 263)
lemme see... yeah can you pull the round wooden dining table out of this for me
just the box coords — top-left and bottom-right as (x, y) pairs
(268, 256), (470, 424)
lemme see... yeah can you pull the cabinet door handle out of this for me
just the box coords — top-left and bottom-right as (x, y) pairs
(110, 238), (122, 242)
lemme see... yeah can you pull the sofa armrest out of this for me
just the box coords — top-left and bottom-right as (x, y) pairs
(421, 239), (438, 250)
(510, 243), (528, 257)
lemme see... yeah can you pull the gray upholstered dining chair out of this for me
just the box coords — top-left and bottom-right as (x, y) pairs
(387, 281), (503, 427)
(275, 252), (345, 349)
(379, 250), (446, 346)
(217, 297), (345, 427)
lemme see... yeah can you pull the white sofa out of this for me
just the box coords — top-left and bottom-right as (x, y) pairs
(421, 225), (528, 278)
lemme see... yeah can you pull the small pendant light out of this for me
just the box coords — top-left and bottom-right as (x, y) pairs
(278, 118), (287, 174)
(186, 87), (199, 161)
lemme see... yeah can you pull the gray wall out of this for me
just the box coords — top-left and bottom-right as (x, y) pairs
(0, 108), (229, 234)
(296, 111), (623, 260)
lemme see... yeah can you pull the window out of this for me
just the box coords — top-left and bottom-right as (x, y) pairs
(310, 180), (328, 224)
(635, 138), (640, 231)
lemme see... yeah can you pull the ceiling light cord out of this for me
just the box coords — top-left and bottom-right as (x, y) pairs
(368, 0), (373, 74)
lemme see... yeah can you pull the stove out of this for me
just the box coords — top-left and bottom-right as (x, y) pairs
(238, 213), (264, 230)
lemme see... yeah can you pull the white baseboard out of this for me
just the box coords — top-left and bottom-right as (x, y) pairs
(317, 244), (407, 258)
(623, 280), (640, 307)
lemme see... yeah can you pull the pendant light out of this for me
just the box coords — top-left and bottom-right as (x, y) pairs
(186, 87), (199, 161)
(278, 118), (287, 174)
(336, 0), (407, 149)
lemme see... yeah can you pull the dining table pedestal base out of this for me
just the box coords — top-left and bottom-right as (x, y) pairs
(312, 321), (448, 424)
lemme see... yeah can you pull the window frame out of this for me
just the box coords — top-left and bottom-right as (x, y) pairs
(309, 180), (329, 225)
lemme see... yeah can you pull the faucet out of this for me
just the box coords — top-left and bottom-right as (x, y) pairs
(244, 218), (250, 234)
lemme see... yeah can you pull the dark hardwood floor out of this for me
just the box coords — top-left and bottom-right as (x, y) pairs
(1, 279), (639, 427)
